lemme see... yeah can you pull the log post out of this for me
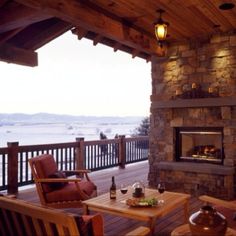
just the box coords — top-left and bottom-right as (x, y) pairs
(118, 135), (126, 169)
(75, 137), (85, 171)
(7, 142), (19, 195)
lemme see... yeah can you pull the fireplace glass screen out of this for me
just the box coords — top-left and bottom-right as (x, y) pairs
(175, 127), (224, 164)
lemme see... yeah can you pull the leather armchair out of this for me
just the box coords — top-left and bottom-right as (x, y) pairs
(29, 154), (97, 208)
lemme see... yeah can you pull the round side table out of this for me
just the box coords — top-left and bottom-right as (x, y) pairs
(171, 224), (236, 236)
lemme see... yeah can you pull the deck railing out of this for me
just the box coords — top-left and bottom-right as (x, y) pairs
(0, 136), (148, 194)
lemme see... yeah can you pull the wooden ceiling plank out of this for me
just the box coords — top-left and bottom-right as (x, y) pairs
(0, 0), (8, 8)
(187, 5), (216, 30)
(0, 2), (51, 33)
(86, 0), (189, 43)
(15, 0), (162, 56)
(194, 0), (234, 31)
(118, 0), (188, 40)
(78, 0), (155, 40)
(113, 0), (234, 41)
(0, 27), (25, 44)
(159, 0), (213, 34)
(0, 43), (38, 67)
(115, 0), (199, 41)
(212, 0), (236, 28)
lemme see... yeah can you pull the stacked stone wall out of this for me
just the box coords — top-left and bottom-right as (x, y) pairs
(149, 33), (236, 199)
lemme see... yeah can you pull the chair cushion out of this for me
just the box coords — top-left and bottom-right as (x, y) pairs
(32, 154), (58, 193)
(33, 154), (58, 178)
(45, 181), (96, 203)
(47, 171), (68, 191)
(79, 181), (97, 196)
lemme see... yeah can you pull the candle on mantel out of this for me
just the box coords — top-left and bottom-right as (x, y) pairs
(208, 87), (213, 93)
(192, 83), (197, 89)
(176, 89), (181, 96)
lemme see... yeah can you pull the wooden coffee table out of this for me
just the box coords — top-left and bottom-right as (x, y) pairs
(83, 187), (190, 235)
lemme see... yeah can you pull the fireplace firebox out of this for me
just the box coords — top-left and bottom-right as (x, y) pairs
(175, 127), (224, 164)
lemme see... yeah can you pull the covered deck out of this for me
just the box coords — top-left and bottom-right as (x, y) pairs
(17, 160), (202, 236)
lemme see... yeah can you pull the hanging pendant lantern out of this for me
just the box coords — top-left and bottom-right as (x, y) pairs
(154, 9), (168, 42)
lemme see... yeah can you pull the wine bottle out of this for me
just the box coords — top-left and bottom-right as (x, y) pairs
(110, 176), (116, 199)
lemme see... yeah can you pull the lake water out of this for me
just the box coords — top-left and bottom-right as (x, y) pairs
(0, 121), (139, 147)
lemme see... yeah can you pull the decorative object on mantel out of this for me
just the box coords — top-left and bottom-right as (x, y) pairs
(173, 83), (219, 100)
(189, 205), (227, 236)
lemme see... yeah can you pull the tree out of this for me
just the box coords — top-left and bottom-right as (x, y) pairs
(131, 117), (150, 149)
(132, 117), (150, 136)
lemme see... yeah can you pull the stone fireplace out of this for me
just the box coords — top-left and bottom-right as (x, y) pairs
(175, 127), (224, 164)
(148, 33), (236, 199)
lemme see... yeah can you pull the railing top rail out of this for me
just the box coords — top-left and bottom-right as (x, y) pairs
(125, 136), (149, 141)
(18, 142), (78, 152)
(84, 139), (120, 145)
(0, 137), (149, 154)
(0, 147), (8, 154)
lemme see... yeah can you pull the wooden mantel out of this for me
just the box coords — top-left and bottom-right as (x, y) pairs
(151, 97), (236, 109)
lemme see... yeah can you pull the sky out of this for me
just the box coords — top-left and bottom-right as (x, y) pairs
(0, 31), (151, 117)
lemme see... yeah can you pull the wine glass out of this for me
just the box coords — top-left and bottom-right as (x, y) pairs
(120, 184), (128, 194)
(157, 182), (165, 204)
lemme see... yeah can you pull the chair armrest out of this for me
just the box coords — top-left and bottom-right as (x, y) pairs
(63, 169), (91, 174)
(125, 226), (150, 236)
(64, 170), (93, 182)
(199, 195), (236, 211)
(64, 170), (91, 176)
(35, 178), (82, 183)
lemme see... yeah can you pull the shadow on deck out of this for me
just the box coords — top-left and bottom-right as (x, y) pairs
(17, 160), (203, 236)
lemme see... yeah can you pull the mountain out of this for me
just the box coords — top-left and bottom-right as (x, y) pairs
(0, 113), (145, 125)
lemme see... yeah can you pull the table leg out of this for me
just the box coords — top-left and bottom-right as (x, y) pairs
(183, 200), (189, 223)
(149, 217), (157, 235)
(83, 204), (90, 215)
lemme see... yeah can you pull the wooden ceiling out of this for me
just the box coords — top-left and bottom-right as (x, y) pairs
(0, 0), (236, 67)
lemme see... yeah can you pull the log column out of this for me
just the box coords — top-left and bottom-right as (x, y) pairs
(75, 137), (85, 171)
(118, 135), (126, 169)
(7, 142), (19, 195)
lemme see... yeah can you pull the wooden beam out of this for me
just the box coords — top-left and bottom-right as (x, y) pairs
(0, 43), (38, 67)
(15, 0), (162, 56)
(71, 27), (88, 40)
(0, 2), (51, 33)
(0, 27), (25, 44)
(93, 34), (102, 46)
(132, 49), (139, 59)
(17, 19), (73, 50)
(0, 0), (8, 8)
(113, 42), (122, 52)
(146, 56), (151, 63)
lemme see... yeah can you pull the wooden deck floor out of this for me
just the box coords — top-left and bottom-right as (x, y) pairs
(17, 160), (203, 236)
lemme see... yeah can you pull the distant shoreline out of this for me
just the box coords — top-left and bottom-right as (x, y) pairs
(0, 112), (145, 125)
(0, 116), (143, 147)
